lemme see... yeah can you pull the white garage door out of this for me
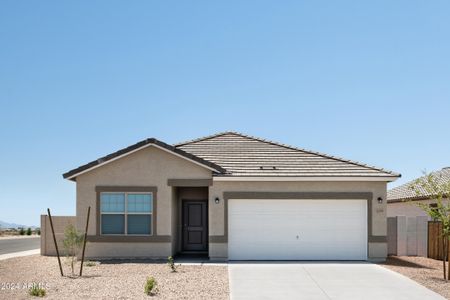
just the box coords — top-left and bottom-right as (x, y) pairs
(228, 199), (367, 260)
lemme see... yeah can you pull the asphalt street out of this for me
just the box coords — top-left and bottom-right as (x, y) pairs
(0, 237), (40, 255)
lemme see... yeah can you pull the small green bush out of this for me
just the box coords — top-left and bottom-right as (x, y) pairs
(19, 228), (25, 235)
(167, 256), (178, 272)
(36, 228), (41, 235)
(84, 260), (97, 267)
(144, 277), (157, 296)
(29, 285), (46, 297)
(26, 228), (32, 235)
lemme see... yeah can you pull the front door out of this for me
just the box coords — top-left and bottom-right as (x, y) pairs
(182, 200), (208, 252)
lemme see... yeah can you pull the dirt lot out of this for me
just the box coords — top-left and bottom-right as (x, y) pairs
(0, 255), (229, 299)
(379, 256), (450, 299)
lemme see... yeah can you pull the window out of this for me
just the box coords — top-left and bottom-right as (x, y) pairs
(100, 192), (153, 235)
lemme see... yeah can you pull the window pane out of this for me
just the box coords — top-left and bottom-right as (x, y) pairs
(127, 194), (152, 213)
(101, 193), (125, 212)
(101, 214), (125, 234)
(127, 215), (151, 235)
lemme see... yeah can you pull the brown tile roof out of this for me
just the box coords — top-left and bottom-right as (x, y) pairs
(62, 138), (226, 180)
(388, 167), (450, 202)
(176, 132), (399, 178)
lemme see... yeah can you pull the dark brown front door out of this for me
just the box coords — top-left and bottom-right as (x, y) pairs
(182, 200), (208, 252)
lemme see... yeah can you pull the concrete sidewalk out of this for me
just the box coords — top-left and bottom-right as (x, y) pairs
(0, 249), (40, 261)
(0, 235), (40, 240)
(229, 262), (444, 300)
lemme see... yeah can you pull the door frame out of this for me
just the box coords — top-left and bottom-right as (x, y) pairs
(181, 199), (209, 253)
(209, 191), (381, 247)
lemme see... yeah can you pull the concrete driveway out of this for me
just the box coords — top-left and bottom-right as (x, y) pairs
(229, 262), (444, 300)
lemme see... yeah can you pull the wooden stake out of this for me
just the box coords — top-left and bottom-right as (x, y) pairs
(447, 237), (450, 281)
(79, 206), (91, 276)
(443, 229), (447, 281)
(47, 208), (64, 277)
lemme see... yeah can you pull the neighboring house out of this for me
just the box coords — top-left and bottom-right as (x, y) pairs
(387, 167), (450, 218)
(54, 132), (399, 261)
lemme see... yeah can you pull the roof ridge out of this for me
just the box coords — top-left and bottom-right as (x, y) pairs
(177, 131), (400, 177)
(226, 132), (400, 177)
(174, 131), (239, 146)
(63, 137), (227, 180)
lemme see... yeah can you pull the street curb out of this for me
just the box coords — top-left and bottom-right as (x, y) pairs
(0, 249), (40, 260)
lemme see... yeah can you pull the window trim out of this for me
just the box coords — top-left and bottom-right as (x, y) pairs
(100, 192), (153, 236)
(95, 186), (158, 239)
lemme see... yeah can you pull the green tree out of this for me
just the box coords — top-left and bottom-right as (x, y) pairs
(19, 227), (25, 235)
(409, 171), (450, 281)
(62, 224), (84, 276)
(26, 228), (32, 235)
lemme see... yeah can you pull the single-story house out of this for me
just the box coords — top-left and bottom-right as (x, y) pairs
(387, 167), (450, 218)
(58, 132), (399, 261)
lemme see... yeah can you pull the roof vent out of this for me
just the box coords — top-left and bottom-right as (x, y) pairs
(259, 166), (277, 170)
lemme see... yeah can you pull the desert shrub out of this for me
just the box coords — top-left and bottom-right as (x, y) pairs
(26, 228), (32, 235)
(84, 260), (97, 267)
(167, 256), (178, 272)
(29, 285), (46, 297)
(62, 224), (84, 276)
(144, 277), (157, 296)
(36, 228), (41, 235)
(19, 228), (25, 235)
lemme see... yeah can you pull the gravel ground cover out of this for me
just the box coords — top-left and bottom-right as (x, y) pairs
(0, 255), (229, 299)
(379, 256), (450, 299)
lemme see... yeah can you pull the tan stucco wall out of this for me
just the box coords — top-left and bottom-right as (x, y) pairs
(208, 180), (388, 260)
(75, 145), (212, 258)
(85, 242), (171, 259)
(72, 144), (388, 260)
(387, 198), (449, 219)
(171, 187), (177, 255)
(40, 215), (77, 256)
(368, 242), (387, 260)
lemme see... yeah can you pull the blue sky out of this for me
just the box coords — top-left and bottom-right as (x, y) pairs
(1, 1), (449, 226)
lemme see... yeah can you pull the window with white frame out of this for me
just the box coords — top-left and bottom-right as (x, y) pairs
(100, 192), (153, 235)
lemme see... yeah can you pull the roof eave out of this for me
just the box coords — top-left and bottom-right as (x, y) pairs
(212, 175), (400, 182)
(387, 196), (430, 203)
(63, 138), (226, 181)
(388, 193), (449, 203)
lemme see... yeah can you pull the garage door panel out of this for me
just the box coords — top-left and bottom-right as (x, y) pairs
(228, 199), (367, 260)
